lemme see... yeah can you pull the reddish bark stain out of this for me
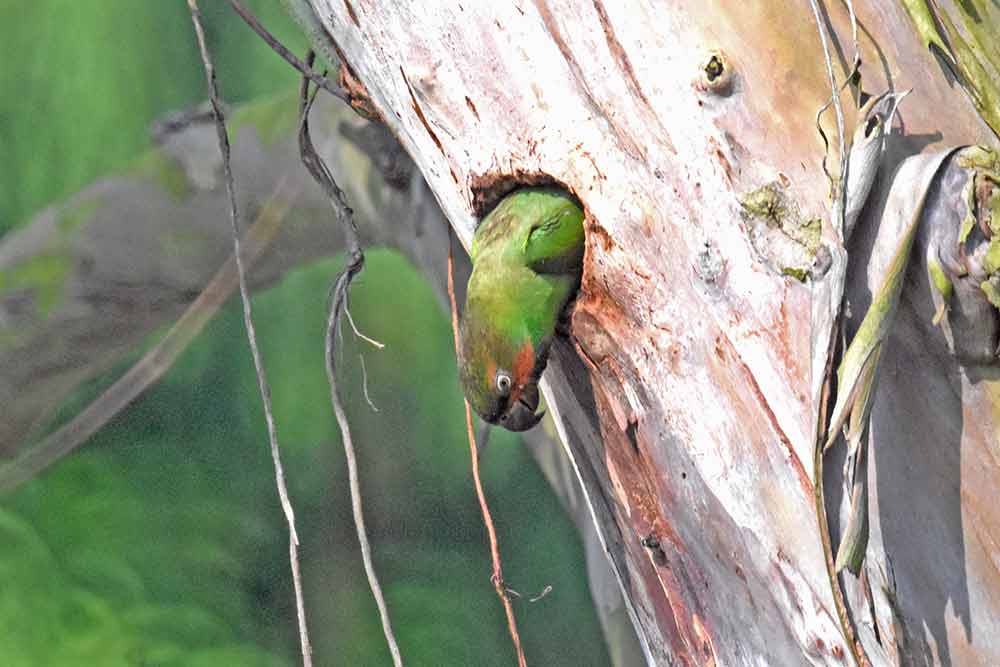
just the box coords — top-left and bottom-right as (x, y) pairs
(592, 1), (647, 111)
(577, 309), (730, 667)
(707, 136), (735, 185)
(718, 328), (811, 494)
(337, 61), (381, 122)
(667, 342), (681, 372)
(464, 95), (480, 120)
(343, 0), (360, 27)
(590, 0), (676, 153)
(591, 387), (697, 662)
(580, 150), (605, 180)
(534, 0), (647, 162)
(588, 224), (615, 252)
(399, 67), (446, 160)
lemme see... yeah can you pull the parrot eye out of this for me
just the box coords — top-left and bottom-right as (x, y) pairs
(495, 371), (513, 396)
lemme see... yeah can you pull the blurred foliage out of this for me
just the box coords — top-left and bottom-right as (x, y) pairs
(0, 2), (610, 666)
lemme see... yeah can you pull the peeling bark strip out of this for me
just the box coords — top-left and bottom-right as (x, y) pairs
(292, 0), (1000, 664)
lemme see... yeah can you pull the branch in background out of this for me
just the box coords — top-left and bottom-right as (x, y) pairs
(0, 89), (410, 455)
(0, 182), (296, 494)
(186, 3), (313, 666)
(297, 53), (403, 666)
(446, 234), (527, 667)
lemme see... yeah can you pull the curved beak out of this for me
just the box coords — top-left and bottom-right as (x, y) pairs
(500, 383), (544, 432)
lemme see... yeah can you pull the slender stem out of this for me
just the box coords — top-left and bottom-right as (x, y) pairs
(297, 55), (403, 666)
(324, 281), (403, 666)
(186, 3), (312, 665)
(447, 234), (527, 667)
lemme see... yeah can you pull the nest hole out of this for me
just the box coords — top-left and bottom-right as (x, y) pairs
(468, 171), (584, 220)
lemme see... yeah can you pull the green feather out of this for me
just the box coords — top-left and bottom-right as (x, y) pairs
(460, 188), (584, 426)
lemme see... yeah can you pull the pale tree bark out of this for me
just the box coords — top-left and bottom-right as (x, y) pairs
(284, 1), (1000, 665)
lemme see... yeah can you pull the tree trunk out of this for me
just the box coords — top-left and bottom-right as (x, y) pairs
(288, 1), (1000, 665)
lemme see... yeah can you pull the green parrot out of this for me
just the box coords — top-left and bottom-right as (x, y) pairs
(459, 187), (585, 431)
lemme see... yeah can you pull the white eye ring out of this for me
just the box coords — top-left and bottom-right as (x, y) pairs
(496, 371), (512, 395)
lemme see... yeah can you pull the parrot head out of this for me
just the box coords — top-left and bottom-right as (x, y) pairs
(459, 317), (547, 432)
(457, 186), (584, 432)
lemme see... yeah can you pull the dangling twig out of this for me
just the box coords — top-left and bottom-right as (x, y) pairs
(297, 53), (403, 667)
(185, 3), (312, 665)
(359, 354), (379, 413)
(446, 231), (528, 667)
(346, 304), (386, 349)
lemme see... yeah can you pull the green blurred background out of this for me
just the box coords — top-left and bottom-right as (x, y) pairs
(0, 2), (609, 665)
